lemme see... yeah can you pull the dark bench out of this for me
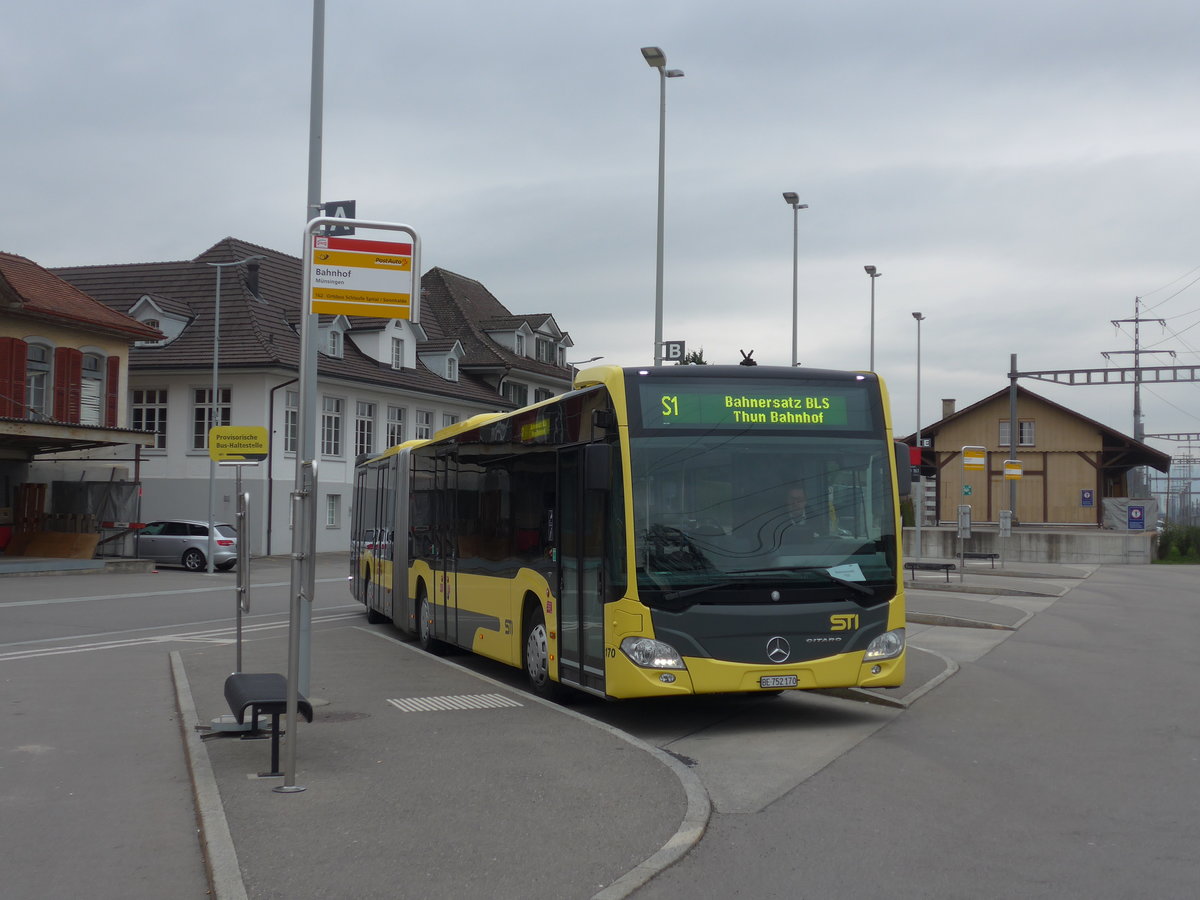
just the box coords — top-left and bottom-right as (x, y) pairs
(904, 561), (956, 583)
(961, 551), (1000, 568)
(223, 673), (313, 777)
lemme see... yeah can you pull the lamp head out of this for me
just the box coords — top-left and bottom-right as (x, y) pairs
(641, 46), (666, 68)
(782, 192), (798, 204)
(912, 312), (925, 321)
(864, 265), (879, 277)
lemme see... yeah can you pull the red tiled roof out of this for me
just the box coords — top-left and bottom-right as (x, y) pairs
(0, 251), (162, 341)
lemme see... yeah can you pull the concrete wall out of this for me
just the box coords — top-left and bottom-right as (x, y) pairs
(904, 526), (1157, 565)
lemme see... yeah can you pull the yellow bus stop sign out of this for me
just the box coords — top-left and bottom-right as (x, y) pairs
(209, 426), (269, 463)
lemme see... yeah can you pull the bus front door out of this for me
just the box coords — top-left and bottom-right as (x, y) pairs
(558, 446), (606, 694)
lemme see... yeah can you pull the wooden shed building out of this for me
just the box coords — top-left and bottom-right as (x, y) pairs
(905, 385), (1171, 526)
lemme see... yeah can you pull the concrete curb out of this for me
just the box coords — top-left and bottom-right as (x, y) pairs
(355, 627), (712, 898)
(169, 651), (247, 900)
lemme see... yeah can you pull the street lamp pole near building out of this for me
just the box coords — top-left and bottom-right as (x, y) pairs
(641, 46), (684, 366)
(205, 255), (263, 575)
(864, 265), (881, 370)
(782, 193), (808, 366)
(912, 311), (926, 560)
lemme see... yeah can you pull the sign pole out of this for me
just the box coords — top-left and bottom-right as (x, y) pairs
(279, 216), (421, 792)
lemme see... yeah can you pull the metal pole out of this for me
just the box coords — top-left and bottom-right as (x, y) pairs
(653, 65), (666, 366)
(298, 0), (325, 695)
(791, 205), (798, 367)
(913, 312), (925, 559)
(1009, 353), (1019, 522)
(234, 466), (246, 673)
(869, 276), (876, 371)
(207, 266), (221, 575)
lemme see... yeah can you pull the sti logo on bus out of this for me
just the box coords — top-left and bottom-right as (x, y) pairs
(830, 614), (860, 631)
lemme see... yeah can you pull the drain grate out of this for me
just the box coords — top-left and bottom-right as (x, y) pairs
(386, 693), (524, 713)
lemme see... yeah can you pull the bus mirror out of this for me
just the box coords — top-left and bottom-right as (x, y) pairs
(894, 441), (912, 497)
(593, 408), (616, 430)
(584, 443), (613, 492)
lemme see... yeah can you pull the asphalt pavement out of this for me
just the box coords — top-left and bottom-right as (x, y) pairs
(167, 555), (1087, 899)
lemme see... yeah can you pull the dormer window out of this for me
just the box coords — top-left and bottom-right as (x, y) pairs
(446, 357), (458, 381)
(536, 337), (554, 363)
(326, 329), (343, 358)
(515, 334), (525, 356)
(145, 318), (160, 330)
(391, 337), (405, 370)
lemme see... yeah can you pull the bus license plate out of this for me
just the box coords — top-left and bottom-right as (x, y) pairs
(759, 675), (798, 689)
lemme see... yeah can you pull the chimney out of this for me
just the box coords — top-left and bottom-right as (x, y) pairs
(941, 398), (956, 418)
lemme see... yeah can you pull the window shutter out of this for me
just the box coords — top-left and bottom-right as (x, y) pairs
(0, 337), (27, 417)
(105, 356), (120, 426)
(53, 347), (82, 422)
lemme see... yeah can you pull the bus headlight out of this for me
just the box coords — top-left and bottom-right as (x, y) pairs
(621, 637), (686, 670)
(864, 628), (905, 661)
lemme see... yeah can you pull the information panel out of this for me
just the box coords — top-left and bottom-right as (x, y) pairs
(636, 379), (874, 431)
(309, 235), (414, 319)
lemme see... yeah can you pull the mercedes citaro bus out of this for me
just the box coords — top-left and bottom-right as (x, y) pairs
(351, 365), (908, 699)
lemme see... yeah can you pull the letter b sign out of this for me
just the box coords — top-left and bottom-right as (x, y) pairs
(662, 340), (686, 362)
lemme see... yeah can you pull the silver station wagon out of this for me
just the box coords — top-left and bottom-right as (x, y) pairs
(137, 519), (238, 571)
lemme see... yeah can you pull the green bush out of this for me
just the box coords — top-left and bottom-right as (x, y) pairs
(1157, 524), (1200, 563)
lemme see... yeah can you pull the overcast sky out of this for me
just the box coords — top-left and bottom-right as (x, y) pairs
(4, 0), (1199, 454)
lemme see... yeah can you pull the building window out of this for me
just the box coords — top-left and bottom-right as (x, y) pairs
(321, 396), (344, 456)
(355, 401), (376, 457)
(446, 357), (458, 381)
(515, 334), (525, 356)
(285, 390), (299, 453)
(80, 353), (104, 426)
(144, 318), (160, 330)
(534, 388), (554, 404)
(415, 409), (433, 440)
(132, 389), (168, 449)
(502, 381), (529, 406)
(536, 338), (554, 363)
(999, 419), (1036, 448)
(391, 337), (405, 370)
(442, 413), (459, 429)
(193, 387), (231, 450)
(25, 343), (51, 419)
(386, 405), (406, 446)
(325, 329), (343, 358)
(557, 346), (566, 367)
(326, 494), (341, 528)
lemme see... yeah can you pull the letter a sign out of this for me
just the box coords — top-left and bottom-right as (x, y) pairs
(322, 200), (356, 236)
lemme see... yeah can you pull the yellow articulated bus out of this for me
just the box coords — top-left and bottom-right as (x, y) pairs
(351, 364), (909, 700)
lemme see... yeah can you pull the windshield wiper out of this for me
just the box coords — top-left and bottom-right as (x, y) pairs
(725, 565), (875, 598)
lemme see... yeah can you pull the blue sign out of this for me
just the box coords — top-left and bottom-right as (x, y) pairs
(1081, 489), (1094, 508)
(1128, 505), (1145, 531)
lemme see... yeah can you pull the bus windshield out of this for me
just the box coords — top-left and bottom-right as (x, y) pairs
(630, 432), (898, 605)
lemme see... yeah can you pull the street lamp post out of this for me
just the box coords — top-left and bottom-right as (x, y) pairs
(912, 311), (926, 560)
(641, 46), (684, 366)
(782, 193), (809, 366)
(206, 255), (263, 575)
(864, 265), (881, 370)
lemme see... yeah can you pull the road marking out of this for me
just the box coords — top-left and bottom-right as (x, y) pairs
(0, 612), (360, 662)
(386, 693), (523, 712)
(0, 603), (360, 651)
(0, 577), (348, 609)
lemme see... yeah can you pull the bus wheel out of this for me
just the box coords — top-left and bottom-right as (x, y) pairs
(363, 573), (387, 624)
(417, 590), (444, 655)
(524, 608), (563, 700)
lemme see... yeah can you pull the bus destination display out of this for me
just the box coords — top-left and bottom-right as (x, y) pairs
(638, 382), (870, 430)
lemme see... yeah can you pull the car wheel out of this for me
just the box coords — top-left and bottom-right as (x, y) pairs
(182, 548), (206, 571)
